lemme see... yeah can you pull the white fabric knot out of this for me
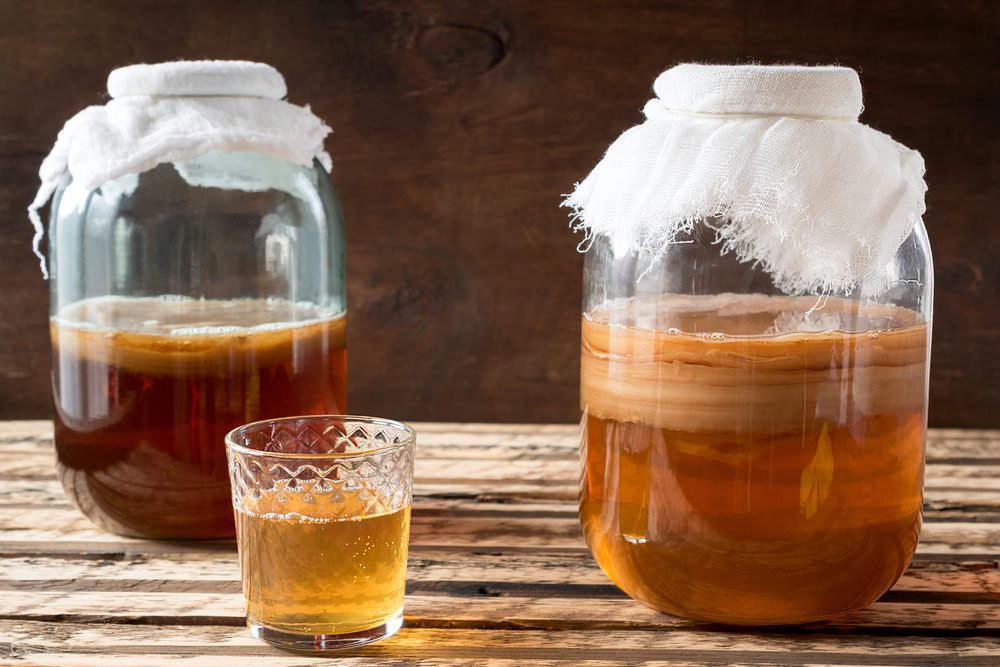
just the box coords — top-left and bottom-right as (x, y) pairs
(646, 63), (863, 120)
(107, 60), (287, 99)
(564, 64), (926, 296)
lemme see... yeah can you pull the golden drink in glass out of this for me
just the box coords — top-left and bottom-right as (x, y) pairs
(238, 499), (410, 636)
(227, 416), (415, 651)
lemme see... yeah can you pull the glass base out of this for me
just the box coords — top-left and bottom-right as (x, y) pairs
(249, 614), (403, 653)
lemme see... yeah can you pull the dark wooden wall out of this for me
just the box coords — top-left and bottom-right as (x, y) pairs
(1, 0), (997, 426)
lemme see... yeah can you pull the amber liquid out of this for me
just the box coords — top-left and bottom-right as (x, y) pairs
(237, 494), (410, 635)
(580, 295), (928, 625)
(51, 296), (347, 539)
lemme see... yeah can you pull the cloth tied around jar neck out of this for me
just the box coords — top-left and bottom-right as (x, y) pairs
(563, 63), (927, 296)
(27, 60), (333, 278)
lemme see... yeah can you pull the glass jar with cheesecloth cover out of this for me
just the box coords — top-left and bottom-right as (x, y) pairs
(28, 61), (347, 539)
(565, 64), (932, 625)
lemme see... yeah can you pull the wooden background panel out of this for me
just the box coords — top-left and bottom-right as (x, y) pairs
(0, 0), (997, 425)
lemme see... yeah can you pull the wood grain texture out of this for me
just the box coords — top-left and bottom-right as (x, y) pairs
(1, 554), (996, 595)
(0, 1), (996, 425)
(0, 421), (998, 664)
(5, 623), (1000, 667)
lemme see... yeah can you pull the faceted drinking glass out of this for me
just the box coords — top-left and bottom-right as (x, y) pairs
(226, 416), (415, 652)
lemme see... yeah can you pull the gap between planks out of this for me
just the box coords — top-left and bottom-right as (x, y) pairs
(0, 592), (998, 636)
(0, 578), (997, 607)
(3, 622), (1000, 666)
(0, 511), (997, 557)
(0, 551), (994, 589)
(1, 421), (999, 458)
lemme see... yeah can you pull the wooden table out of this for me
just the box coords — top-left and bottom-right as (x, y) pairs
(1, 421), (997, 666)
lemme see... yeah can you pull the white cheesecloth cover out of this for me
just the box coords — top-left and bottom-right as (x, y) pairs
(27, 60), (333, 277)
(564, 64), (927, 295)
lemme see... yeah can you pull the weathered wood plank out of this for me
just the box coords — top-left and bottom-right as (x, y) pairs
(2, 421), (999, 457)
(2, 445), (999, 490)
(0, 510), (591, 546)
(0, 423), (997, 663)
(923, 490), (1000, 507)
(4, 622), (1000, 666)
(8, 419), (1000, 441)
(0, 591), (997, 636)
(0, 506), (996, 557)
(0, 478), (994, 513)
(0, 465), (992, 496)
(1, 488), (999, 540)
(2, 540), (994, 567)
(0, 421), (53, 439)
(0, 481), (583, 510)
(2, 481), (999, 529)
(0, 652), (731, 667)
(925, 429), (1000, 441)
(0, 553), (994, 601)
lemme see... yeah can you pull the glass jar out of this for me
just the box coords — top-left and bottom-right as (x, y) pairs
(579, 222), (932, 624)
(48, 151), (347, 539)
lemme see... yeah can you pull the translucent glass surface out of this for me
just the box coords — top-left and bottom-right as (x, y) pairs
(47, 152), (348, 538)
(580, 221), (933, 624)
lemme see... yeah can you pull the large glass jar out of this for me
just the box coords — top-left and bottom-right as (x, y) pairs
(48, 151), (347, 539)
(579, 222), (932, 624)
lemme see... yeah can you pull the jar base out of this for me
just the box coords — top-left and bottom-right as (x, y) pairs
(634, 595), (866, 627)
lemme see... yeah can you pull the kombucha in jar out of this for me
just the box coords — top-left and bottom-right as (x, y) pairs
(52, 297), (347, 539)
(580, 292), (928, 625)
